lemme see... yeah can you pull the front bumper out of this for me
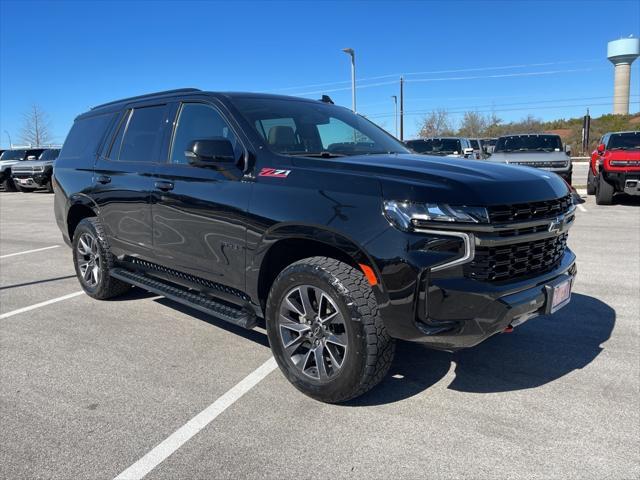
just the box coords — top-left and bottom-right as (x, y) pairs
(379, 250), (576, 350)
(603, 172), (640, 196)
(12, 172), (50, 188)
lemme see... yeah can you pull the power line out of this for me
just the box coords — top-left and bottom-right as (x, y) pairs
(290, 67), (604, 96)
(271, 58), (600, 92)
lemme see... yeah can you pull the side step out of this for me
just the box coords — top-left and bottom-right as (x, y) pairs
(110, 268), (257, 329)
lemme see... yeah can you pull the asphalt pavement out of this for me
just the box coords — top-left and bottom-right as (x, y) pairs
(0, 190), (638, 480)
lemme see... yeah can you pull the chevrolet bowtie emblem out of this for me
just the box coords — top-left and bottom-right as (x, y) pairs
(548, 217), (563, 234)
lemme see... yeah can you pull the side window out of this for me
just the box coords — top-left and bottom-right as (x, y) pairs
(116, 105), (167, 162)
(59, 113), (115, 161)
(170, 103), (242, 165)
(107, 110), (131, 160)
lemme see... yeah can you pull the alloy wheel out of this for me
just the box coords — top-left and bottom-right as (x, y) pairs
(76, 232), (101, 287)
(278, 285), (348, 381)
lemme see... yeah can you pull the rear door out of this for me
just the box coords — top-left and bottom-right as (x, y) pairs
(93, 103), (172, 260)
(151, 100), (250, 292)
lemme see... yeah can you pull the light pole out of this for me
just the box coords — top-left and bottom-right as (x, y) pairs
(342, 48), (356, 112)
(391, 95), (398, 137)
(3, 130), (12, 148)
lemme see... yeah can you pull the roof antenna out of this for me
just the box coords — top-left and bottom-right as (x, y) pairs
(319, 95), (334, 104)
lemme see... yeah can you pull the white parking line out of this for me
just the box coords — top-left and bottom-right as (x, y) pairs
(0, 291), (84, 320)
(114, 356), (278, 480)
(0, 245), (60, 259)
(577, 204), (588, 213)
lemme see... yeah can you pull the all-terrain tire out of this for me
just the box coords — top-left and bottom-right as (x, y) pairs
(595, 173), (614, 205)
(266, 256), (395, 403)
(72, 217), (131, 299)
(586, 168), (596, 195)
(1, 176), (17, 192)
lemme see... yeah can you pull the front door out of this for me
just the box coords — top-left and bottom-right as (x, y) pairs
(151, 101), (250, 292)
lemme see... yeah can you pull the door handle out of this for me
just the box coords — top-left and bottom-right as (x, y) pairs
(96, 175), (111, 184)
(154, 181), (174, 192)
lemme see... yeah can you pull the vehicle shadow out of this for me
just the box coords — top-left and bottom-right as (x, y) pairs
(347, 293), (614, 406)
(614, 194), (640, 206)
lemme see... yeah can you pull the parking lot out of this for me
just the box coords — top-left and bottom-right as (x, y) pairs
(0, 189), (638, 480)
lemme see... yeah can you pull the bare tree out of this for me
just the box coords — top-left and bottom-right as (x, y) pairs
(20, 105), (52, 146)
(458, 111), (489, 138)
(417, 109), (455, 137)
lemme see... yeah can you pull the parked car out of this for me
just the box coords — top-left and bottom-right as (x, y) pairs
(469, 139), (483, 159)
(487, 134), (573, 184)
(481, 138), (497, 154)
(588, 131), (640, 204)
(405, 137), (475, 158)
(11, 148), (60, 192)
(54, 88), (576, 403)
(0, 148), (45, 191)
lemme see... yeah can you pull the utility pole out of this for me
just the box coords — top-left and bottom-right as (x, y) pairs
(391, 95), (398, 137)
(342, 48), (356, 112)
(399, 76), (404, 141)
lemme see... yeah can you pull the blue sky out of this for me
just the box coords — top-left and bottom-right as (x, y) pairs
(1, 0), (639, 146)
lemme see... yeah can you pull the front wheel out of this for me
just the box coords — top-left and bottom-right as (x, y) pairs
(266, 257), (395, 403)
(595, 173), (614, 205)
(586, 168), (596, 195)
(1, 177), (17, 191)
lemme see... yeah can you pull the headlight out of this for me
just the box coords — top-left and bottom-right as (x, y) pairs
(383, 200), (489, 231)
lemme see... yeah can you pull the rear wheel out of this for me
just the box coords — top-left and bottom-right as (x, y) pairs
(266, 257), (395, 403)
(595, 173), (614, 205)
(72, 218), (130, 299)
(586, 168), (596, 195)
(1, 177), (17, 191)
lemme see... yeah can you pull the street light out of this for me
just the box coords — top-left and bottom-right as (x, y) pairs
(342, 48), (356, 112)
(3, 130), (12, 148)
(391, 95), (398, 137)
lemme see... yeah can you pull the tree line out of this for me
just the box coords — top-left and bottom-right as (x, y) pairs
(417, 109), (640, 153)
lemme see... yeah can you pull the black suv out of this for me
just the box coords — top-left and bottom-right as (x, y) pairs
(54, 88), (577, 402)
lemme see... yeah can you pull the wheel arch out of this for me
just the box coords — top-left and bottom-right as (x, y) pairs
(66, 194), (100, 241)
(253, 227), (383, 310)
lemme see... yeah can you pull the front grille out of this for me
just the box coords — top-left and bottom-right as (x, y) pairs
(509, 160), (568, 168)
(487, 194), (572, 223)
(465, 233), (568, 282)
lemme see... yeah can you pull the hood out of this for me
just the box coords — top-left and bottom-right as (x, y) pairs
(12, 159), (55, 168)
(604, 149), (640, 161)
(300, 153), (569, 206)
(487, 151), (569, 163)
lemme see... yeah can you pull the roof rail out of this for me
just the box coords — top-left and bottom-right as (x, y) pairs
(91, 88), (201, 110)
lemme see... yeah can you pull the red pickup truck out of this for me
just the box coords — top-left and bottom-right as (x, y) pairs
(588, 131), (640, 204)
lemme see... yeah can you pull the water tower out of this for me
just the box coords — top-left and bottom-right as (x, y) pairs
(607, 37), (640, 115)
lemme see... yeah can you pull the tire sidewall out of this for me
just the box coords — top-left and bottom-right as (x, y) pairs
(266, 263), (369, 402)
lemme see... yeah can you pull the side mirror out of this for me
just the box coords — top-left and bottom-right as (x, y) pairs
(185, 138), (235, 167)
(597, 143), (606, 154)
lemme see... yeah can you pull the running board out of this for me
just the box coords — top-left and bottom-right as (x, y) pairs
(110, 268), (257, 329)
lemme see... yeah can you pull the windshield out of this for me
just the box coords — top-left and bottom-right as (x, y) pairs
(406, 138), (462, 155)
(608, 132), (640, 150)
(470, 139), (479, 149)
(39, 149), (60, 160)
(494, 135), (562, 153)
(0, 149), (27, 161)
(231, 97), (409, 157)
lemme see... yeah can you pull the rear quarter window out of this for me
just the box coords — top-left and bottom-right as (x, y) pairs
(59, 113), (115, 161)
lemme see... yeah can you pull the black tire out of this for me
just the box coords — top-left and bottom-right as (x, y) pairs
(45, 180), (54, 193)
(266, 256), (395, 403)
(586, 168), (596, 195)
(595, 173), (614, 205)
(17, 185), (34, 193)
(1, 177), (17, 192)
(72, 217), (130, 299)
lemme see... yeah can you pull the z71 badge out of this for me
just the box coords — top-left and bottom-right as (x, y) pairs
(259, 168), (291, 178)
